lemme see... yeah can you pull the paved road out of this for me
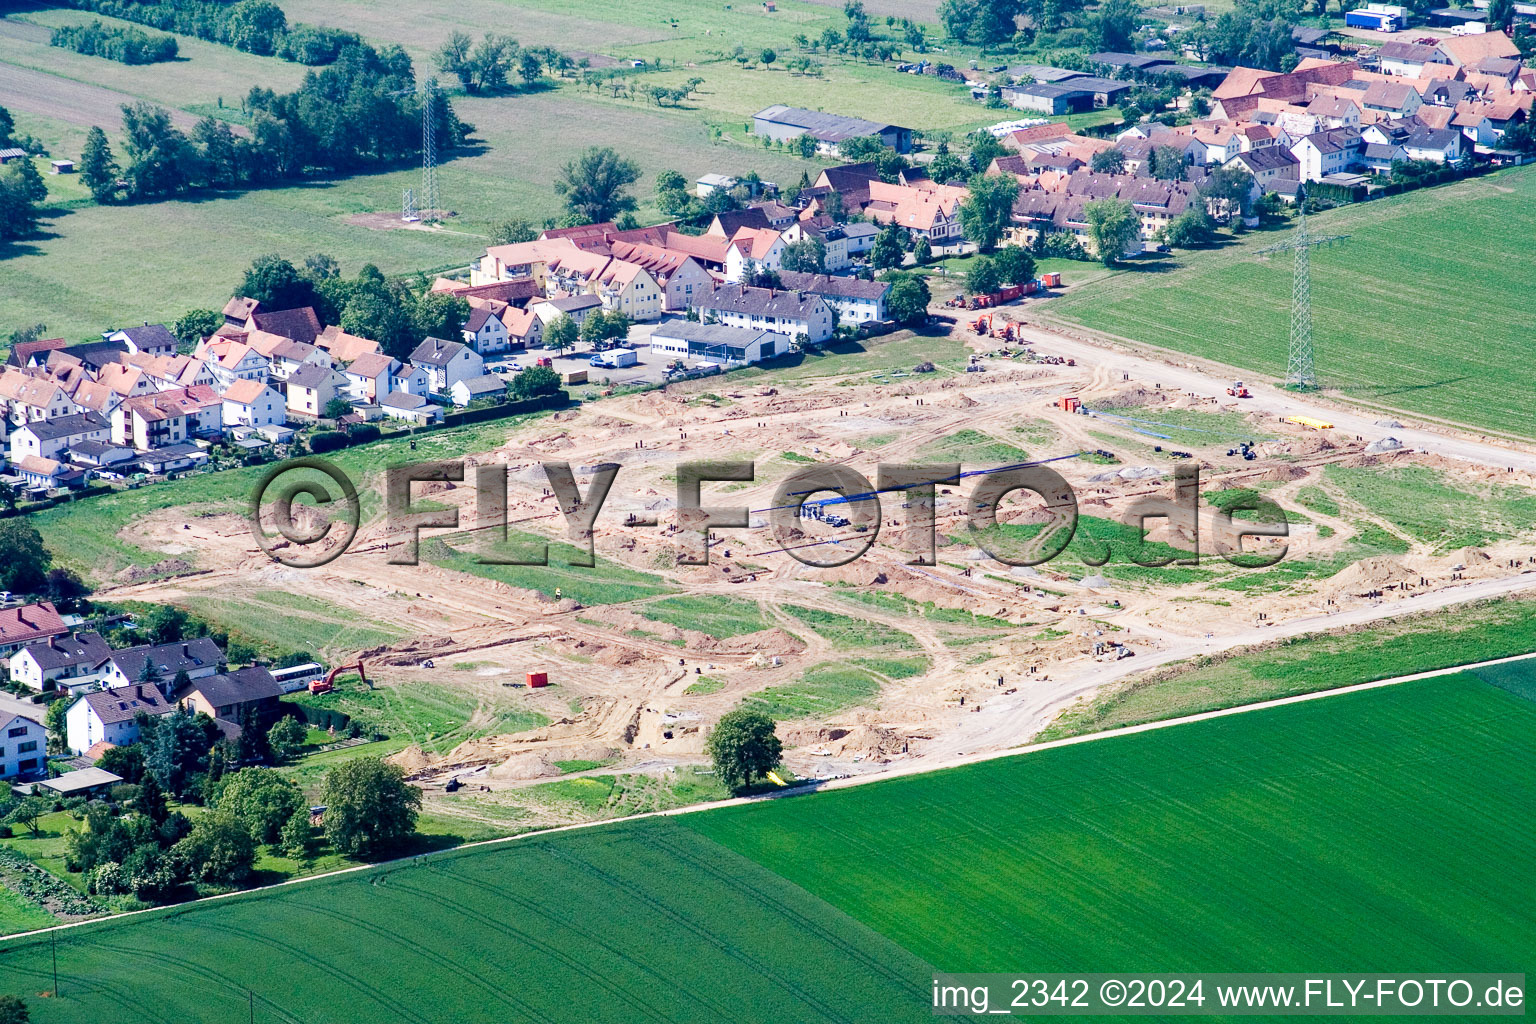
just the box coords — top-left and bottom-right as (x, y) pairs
(1013, 322), (1536, 473)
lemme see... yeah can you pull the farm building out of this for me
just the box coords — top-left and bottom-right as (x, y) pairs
(752, 106), (913, 153)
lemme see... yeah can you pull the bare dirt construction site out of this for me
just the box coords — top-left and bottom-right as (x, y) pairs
(102, 321), (1536, 827)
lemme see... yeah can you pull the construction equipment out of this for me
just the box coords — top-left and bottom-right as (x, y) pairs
(311, 660), (367, 695)
(1227, 380), (1251, 398)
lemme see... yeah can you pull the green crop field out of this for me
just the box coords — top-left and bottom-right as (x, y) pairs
(4, 669), (1531, 1021)
(1045, 167), (1536, 437)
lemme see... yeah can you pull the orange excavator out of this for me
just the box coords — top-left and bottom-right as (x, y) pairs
(310, 660), (368, 695)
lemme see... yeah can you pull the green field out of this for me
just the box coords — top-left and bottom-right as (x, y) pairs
(0, 0), (1021, 339)
(293, 677), (550, 753)
(2, 670), (1531, 1020)
(1045, 167), (1536, 437)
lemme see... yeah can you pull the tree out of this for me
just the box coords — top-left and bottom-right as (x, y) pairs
(1096, 0), (1141, 51)
(965, 130), (1006, 173)
(517, 51), (543, 86)
(1201, 163), (1256, 222)
(0, 166), (40, 242)
(413, 291), (470, 343)
(320, 757), (421, 857)
(870, 223), (905, 270)
(1162, 204), (1215, 248)
(144, 604), (191, 644)
(553, 147), (642, 224)
(143, 707), (216, 800)
(42, 567), (87, 610)
(237, 254), (318, 311)
(544, 314), (578, 355)
(216, 767), (306, 845)
(267, 716), (308, 762)
(993, 244), (1036, 286)
(928, 152), (966, 185)
(10, 158), (45, 205)
(0, 995), (28, 1024)
(958, 172), (1020, 252)
(120, 102), (201, 198)
(490, 218), (537, 245)
(4, 796), (51, 837)
(324, 397), (352, 419)
(780, 236), (827, 274)
(435, 30), (475, 90)
(1091, 147), (1126, 174)
(511, 364), (561, 400)
(1147, 145), (1188, 181)
(760, 48), (777, 68)
(1083, 198), (1141, 265)
(279, 807), (312, 858)
(174, 808), (256, 885)
(172, 309), (221, 345)
(912, 235), (932, 264)
(0, 520), (49, 594)
(706, 709), (783, 794)
(965, 255), (1002, 296)
(885, 272), (932, 326)
(81, 125), (120, 203)
(225, 0), (287, 55)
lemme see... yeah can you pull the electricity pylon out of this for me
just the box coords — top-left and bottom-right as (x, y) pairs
(1255, 186), (1347, 390)
(420, 78), (440, 224)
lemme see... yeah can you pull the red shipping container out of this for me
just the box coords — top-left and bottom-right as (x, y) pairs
(527, 671), (549, 688)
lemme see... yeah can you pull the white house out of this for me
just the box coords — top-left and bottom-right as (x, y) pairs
(220, 378), (285, 428)
(378, 391), (444, 425)
(8, 412), (110, 463)
(774, 272), (891, 325)
(0, 698), (46, 779)
(1290, 127), (1364, 181)
(64, 683), (176, 756)
(691, 284), (835, 345)
(1402, 126), (1464, 163)
(104, 323), (179, 357)
(8, 631), (113, 693)
(409, 337), (485, 393)
(449, 374), (507, 407)
(197, 338), (270, 393)
(285, 363), (351, 418)
(343, 352), (403, 403)
(462, 306), (511, 355)
(648, 322), (786, 366)
(0, 602), (69, 657)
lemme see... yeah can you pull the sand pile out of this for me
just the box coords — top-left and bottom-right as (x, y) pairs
(116, 558), (195, 583)
(489, 752), (560, 780)
(387, 745), (431, 772)
(1331, 556), (1419, 590)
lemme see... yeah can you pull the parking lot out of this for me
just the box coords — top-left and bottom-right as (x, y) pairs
(487, 317), (722, 390)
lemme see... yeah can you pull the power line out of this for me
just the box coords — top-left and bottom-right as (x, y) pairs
(1255, 186), (1348, 390)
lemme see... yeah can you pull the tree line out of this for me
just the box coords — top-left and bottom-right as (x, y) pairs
(51, 20), (178, 64)
(77, 47), (471, 205)
(433, 32), (572, 93)
(0, 109), (47, 244)
(58, 0), (363, 65)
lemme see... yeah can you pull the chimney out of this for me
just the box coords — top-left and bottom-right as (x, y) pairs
(143, 320), (150, 327)
(182, 643), (190, 658)
(137, 685), (146, 700)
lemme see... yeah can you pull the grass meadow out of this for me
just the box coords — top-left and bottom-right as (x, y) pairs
(1044, 166), (1536, 437)
(2, 670), (1530, 1020)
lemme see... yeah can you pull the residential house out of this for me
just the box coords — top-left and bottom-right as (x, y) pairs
(607, 241), (713, 311)
(378, 392), (444, 425)
(725, 226), (797, 282)
(314, 327), (380, 366)
(691, 285), (834, 345)
(1434, 30), (1520, 69)
(1305, 94), (1362, 128)
(462, 305), (511, 355)
(104, 323), (179, 357)
(95, 362), (158, 399)
(774, 271), (891, 324)
(1227, 146), (1301, 187)
(1377, 41), (1447, 77)
(531, 294), (603, 327)
(1290, 126), (1364, 180)
(862, 180), (968, 245)
(409, 337), (485, 393)
(449, 374), (507, 407)
(1190, 123), (1244, 165)
(15, 456), (85, 491)
(222, 296), (261, 327)
(1402, 125), (1464, 162)
(248, 307), (323, 346)
(706, 208), (771, 237)
(137, 443), (208, 476)
(0, 602), (68, 657)
(502, 306), (544, 349)
(101, 637), (223, 692)
(125, 353), (214, 391)
(0, 372), (78, 426)
(220, 378), (286, 428)
(8, 631), (113, 693)
(6, 337), (69, 368)
(64, 683), (175, 755)
(176, 666), (282, 726)
(285, 363), (351, 418)
(66, 439), (134, 471)
(1361, 80), (1423, 118)
(1362, 141), (1404, 173)
(0, 698), (45, 779)
(197, 338), (271, 392)
(9, 412), (109, 462)
(342, 352), (404, 403)
(113, 386), (222, 449)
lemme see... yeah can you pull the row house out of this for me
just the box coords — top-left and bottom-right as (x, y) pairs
(774, 272), (891, 325)
(608, 241), (713, 311)
(9, 412), (109, 463)
(861, 180), (968, 245)
(690, 285), (834, 345)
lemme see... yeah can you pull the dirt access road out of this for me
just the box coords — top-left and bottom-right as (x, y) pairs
(1015, 321), (1536, 472)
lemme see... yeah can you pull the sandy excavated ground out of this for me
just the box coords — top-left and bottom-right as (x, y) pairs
(105, 325), (1536, 803)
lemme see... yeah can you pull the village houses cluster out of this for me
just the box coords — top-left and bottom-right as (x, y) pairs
(0, 599), (300, 785)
